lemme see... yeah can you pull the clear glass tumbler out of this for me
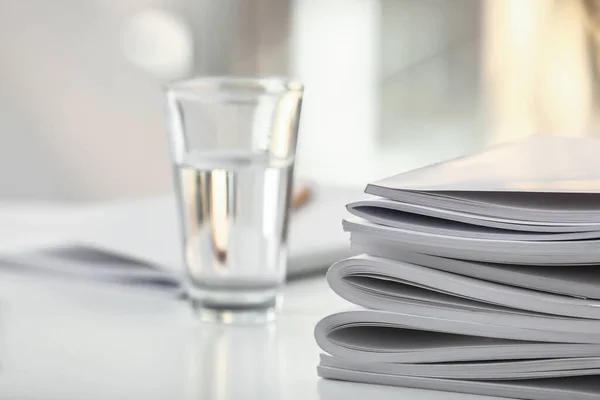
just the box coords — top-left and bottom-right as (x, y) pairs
(164, 77), (303, 322)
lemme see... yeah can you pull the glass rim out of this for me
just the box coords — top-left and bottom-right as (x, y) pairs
(165, 76), (304, 97)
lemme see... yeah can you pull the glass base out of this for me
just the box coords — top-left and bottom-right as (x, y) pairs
(185, 285), (282, 324)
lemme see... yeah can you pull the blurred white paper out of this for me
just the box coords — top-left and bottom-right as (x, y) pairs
(0, 202), (81, 255)
(4, 185), (356, 285)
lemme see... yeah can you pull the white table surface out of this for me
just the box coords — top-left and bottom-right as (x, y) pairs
(0, 203), (500, 400)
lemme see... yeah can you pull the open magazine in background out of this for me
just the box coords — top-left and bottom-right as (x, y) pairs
(315, 135), (600, 400)
(0, 185), (357, 288)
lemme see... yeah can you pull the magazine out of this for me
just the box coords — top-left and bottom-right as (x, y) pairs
(315, 135), (600, 399)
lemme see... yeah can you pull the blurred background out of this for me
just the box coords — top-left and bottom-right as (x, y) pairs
(1, 0), (599, 202)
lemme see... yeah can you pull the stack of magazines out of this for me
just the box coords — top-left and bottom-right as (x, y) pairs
(315, 135), (600, 400)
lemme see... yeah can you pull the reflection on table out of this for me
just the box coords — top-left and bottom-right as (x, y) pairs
(0, 270), (499, 400)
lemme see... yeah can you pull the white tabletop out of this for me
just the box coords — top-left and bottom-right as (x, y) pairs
(0, 203), (498, 400)
(0, 270), (501, 400)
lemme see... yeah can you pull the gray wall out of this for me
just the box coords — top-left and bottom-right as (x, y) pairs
(0, 0), (290, 201)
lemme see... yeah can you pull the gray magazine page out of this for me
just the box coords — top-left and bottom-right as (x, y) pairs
(320, 354), (600, 380)
(344, 218), (600, 263)
(350, 229), (600, 265)
(318, 367), (600, 400)
(348, 197), (600, 232)
(316, 295), (600, 343)
(314, 318), (600, 363)
(327, 255), (600, 319)
(314, 310), (600, 355)
(347, 250), (600, 299)
(364, 136), (600, 225)
(344, 213), (600, 241)
(363, 189), (600, 224)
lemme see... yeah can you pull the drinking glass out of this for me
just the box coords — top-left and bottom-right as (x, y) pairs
(164, 76), (303, 322)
